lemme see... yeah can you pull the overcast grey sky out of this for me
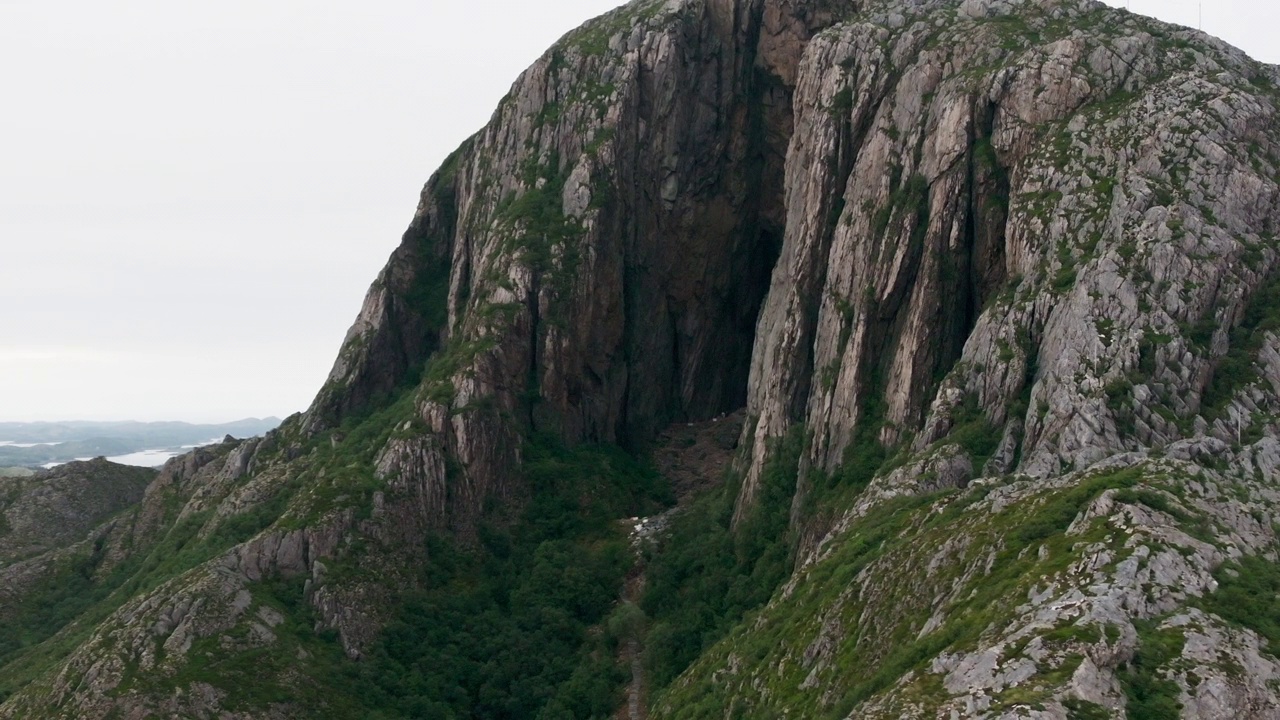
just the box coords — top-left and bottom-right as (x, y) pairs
(0, 0), (628, 422)
(0, 1), (1274, 423)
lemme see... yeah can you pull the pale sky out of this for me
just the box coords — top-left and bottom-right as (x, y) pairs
(0, 1), (1274, 423)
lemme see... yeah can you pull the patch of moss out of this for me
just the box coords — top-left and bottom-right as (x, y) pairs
(1064, 697), (1112, 720)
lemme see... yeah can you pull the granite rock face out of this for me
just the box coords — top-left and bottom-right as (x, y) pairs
(737, 0), (1280, 532)
(299, 0), (872, 529)
(5, 0), (1280, 717)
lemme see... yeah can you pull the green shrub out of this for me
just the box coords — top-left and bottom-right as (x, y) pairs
(641, 428), (803, 691)
(949, 394), (1002, 472)
(1064, 697), (1111, 720)
(1119, 621), (1185, 720)
(1200, 555), (1280, 657)
(1017, 466), (1141, 544)
(1202, 273), (1280, 418)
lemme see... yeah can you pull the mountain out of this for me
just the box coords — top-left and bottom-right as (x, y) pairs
(0, 459), (155, 565)
(0, 459), (156, 698)
(3, 0), (1280, 717)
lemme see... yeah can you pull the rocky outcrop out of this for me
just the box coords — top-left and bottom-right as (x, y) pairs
(658, 441), (1280, 718)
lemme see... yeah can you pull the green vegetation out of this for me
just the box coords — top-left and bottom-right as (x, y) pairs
(651, 464), (1149, 717)
(642, 368), (1003, 707)
(0, 502), (252, 702)
(0, 417), (379, 706)
(0, 332), (674, 715)
(1201, 273), (1280, 418)
(1118, 621), (1185, 720)
(564, 0), (663, 56)
(805, 365), (912, 513)
(419, 336), (496, 408)
(1200, 555), (1280, 658)
(404, 232), (454, 335)
(809, 401), (891, 506)
(0, 538), (119, 677)
(831, 87), (854, 116)
(650, 488), (952, 716)
(1016, 466), (1140, 544)
(347, 536), (627, 718)
(147, 578), (353, 711)
(825, 469), (1141, 714)
(873, 174), (931, 248)
(109, 435), (672, 719)
(1063, 697), (1111, 720)
(641, 428), (803, 691)
(1113, 487), (1187, 521)
(336, 437), (671, 718)
(495, 156), (584, 326)
(1105, 376), (1133, 415)
(1053, 242), (1079, 294)
(288, 386), (424, 527)
(1183, 313), (1218, 352)
(947, 394), (1003, 473)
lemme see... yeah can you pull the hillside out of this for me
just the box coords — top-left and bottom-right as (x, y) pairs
(0, 459), (155, 704)
(2, 0), (1280, 717)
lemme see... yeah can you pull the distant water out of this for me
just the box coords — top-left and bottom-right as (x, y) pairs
(0, 441), (63, 448)
(40, 438), (224, 470)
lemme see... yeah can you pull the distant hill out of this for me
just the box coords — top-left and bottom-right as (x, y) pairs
(0, 418), (281, 467)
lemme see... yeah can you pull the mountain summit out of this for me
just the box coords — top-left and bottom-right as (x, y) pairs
(3, 0), (1280, 717)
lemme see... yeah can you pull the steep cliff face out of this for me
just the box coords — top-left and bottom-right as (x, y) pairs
(302, 0), (874, 530)
(664, 0), (1280, 716)
(737, 0), (1280, 534)
(4, 0), (1280, 717)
